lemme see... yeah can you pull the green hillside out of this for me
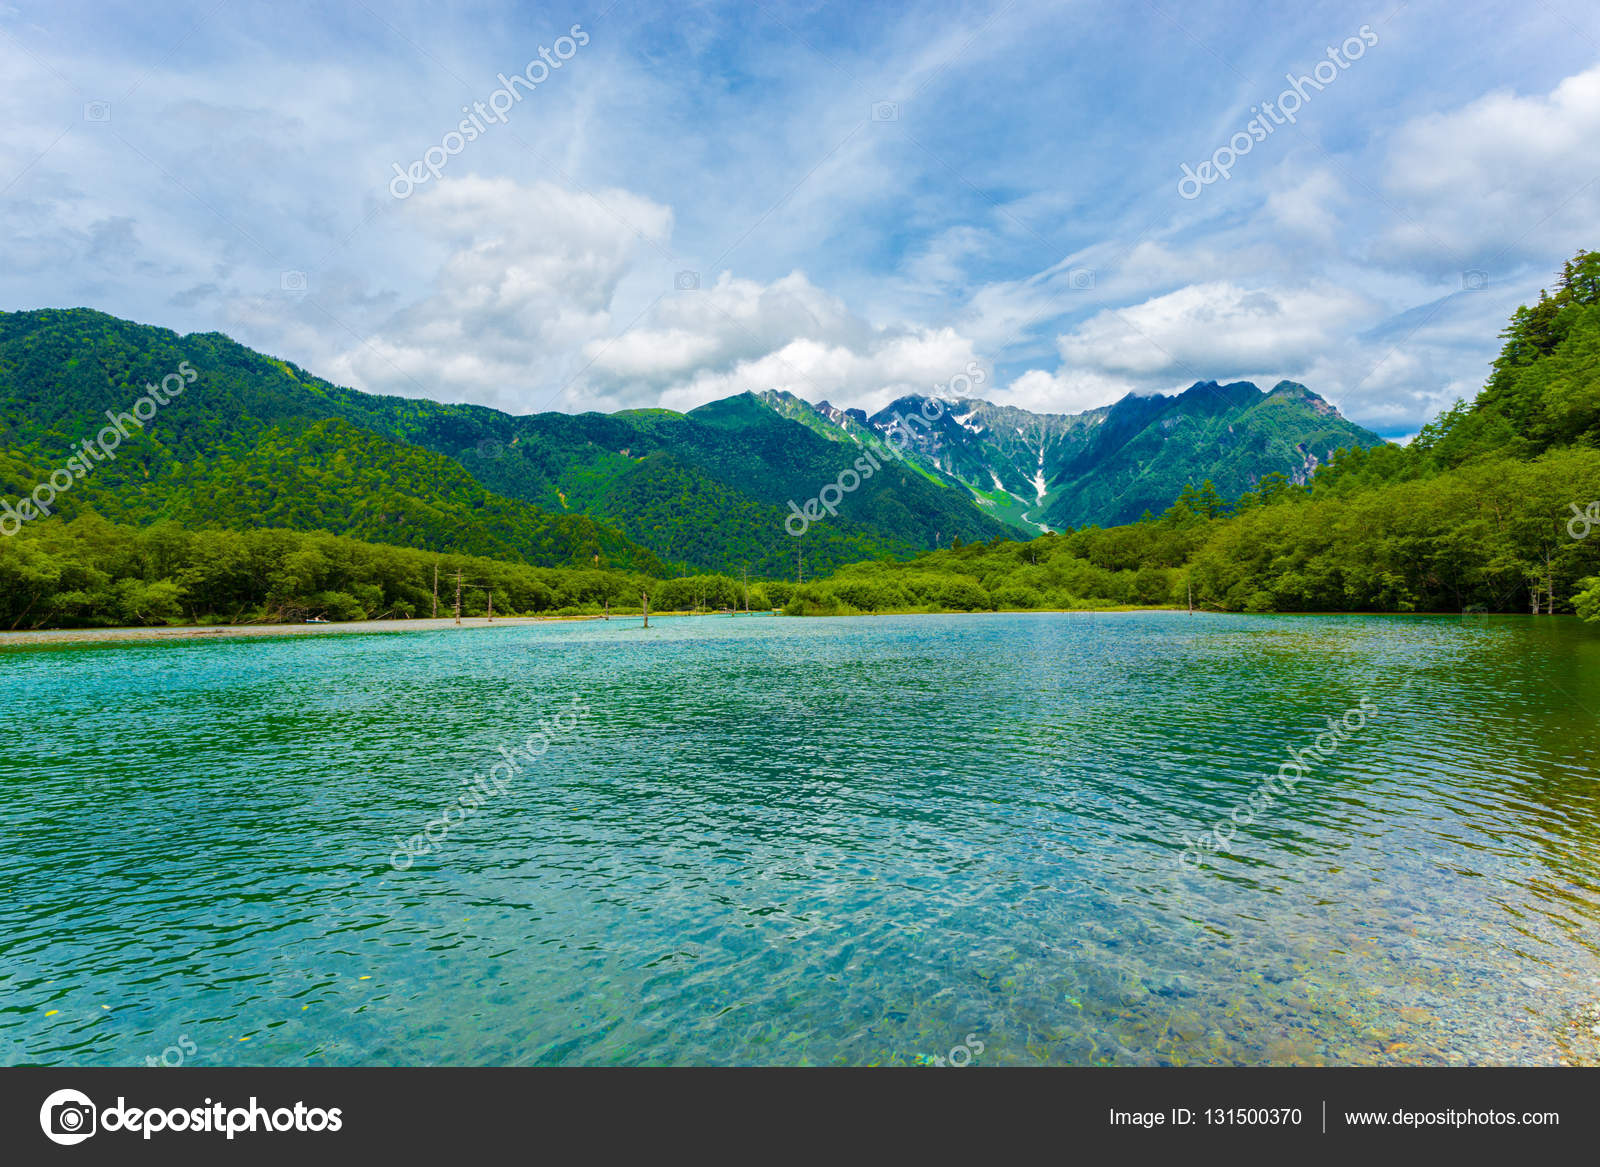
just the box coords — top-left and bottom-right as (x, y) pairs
(0, 309), (1012, 578)
(329, 388), (1014, 576)
(0, 311), (662, 571)
(1038, 380), (1386, 529)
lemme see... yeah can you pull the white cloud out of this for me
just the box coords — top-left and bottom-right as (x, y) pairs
(316, 176), (673, 410)
(994, 367), (1138, 414)
(899, 225), (994, 292)
(317, 203), (991, 418)
(1055, 281), (1379, 379)
(587, 270), (870, 386)
(646, 317), (981, 417)
(1265, 170), (1348, 246)
(582, 265), (979, 413)
(1380, 64), (1600, 271)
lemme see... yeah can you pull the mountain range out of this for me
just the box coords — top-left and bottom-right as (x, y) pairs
(761, 379), (1384, 531)
(0, 308), (1385, 577)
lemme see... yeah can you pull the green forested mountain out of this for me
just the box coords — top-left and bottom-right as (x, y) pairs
(1038, 380), (1384, 528)
(758, 388), (1107, 534)
(0, 309), (1011, 578)
(0, 312), (661, 572)
(750, 379), (1384, 533)
(364, 390), (1016, 576)
(788, 251), (1600, 620)
(6, 244), (1595, 633)
(0, 307), (1381, 581)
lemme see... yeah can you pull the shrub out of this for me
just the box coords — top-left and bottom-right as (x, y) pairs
(991, 584), (1044, 609)
(306, 590), (366, 621)
(936, 578), (992, 611)
(1575, 576), (1600, 622)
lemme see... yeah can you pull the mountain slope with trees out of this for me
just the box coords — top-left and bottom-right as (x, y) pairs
(0, 309), (1011, 578)
(787, 251), (1600, 620)
(751, 379), (1384, 533)
(0, 311), (663, 571)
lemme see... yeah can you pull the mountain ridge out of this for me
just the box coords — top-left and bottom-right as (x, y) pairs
(0, 308), (1012, 577)
(0, 308), (1386, 575)
(752, 377), (1385, 530)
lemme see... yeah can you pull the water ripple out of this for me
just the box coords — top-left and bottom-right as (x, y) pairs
(2, 612), (1598, 1066)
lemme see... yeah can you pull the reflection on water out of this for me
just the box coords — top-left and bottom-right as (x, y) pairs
(2, 611), (1598, 1066)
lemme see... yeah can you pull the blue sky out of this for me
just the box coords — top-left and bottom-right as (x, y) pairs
(2, 0), (1597, 438)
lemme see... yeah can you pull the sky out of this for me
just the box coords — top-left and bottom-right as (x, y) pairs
(2, 0), (1597, 439)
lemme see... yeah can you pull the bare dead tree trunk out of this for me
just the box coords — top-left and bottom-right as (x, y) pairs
(11, 595), (38, 630)
(641, 592), (649, 628)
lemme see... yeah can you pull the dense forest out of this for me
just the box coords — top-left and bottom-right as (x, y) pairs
(0, 515), (793, 628)
(2, 252), (1596, 630)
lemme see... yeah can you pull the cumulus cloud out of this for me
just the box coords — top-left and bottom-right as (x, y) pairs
(586, 270), (870, 386)
(1055, 281), (1379, 379)
(318, 190), (988, 418)
(993, 367), (1139, 414)
(317, 176), (674, 410)
(624, 279), (981, 415)
(1380, 64), (1600, 272)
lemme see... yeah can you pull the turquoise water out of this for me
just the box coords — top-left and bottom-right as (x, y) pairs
(3, 611), (1599, 1066)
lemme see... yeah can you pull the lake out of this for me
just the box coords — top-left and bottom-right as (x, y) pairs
(3, 611), (1598, 1066)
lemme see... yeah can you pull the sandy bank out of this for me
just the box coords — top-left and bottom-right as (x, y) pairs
(0, 615), (572, 647)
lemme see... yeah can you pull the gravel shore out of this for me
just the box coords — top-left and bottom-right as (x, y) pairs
(0, 616), (567, 647)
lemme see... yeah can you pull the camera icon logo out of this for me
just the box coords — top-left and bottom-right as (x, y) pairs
(674, 270), (700, 291)
(475, 436), (506, 460)
(83, 102), (111, 122)
(872, 101), (899, 122)
(281, 270), (308, 293)
(1461, 269), (1488, 291)
(40, 1088), (97, 1145)
(1068, 267), (1096, 291)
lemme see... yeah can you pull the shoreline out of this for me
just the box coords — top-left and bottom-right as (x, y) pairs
(0, 609), (795, 648)
(0, 613), (724, 648)
(0, 616), (549, 647)
(0, 605), (1556, 649)
(0, 607), (1160, 648)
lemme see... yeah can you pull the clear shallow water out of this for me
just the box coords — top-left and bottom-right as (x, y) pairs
(3, 611), (1599, 1067)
